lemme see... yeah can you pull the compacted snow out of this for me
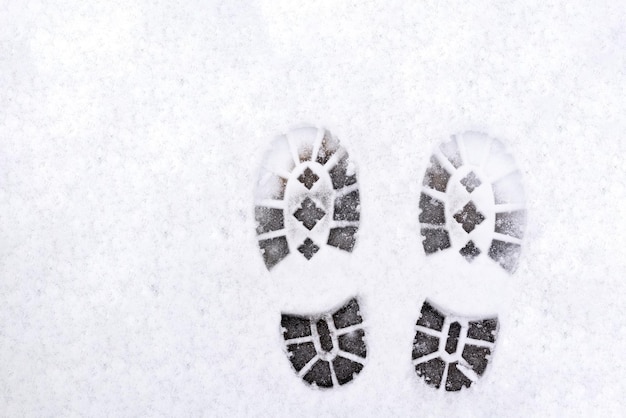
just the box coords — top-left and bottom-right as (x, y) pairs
(1, 1), (625, 416)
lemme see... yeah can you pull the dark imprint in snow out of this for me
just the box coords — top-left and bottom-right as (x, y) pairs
(412, 301), (498, 392)
(293, 197), (326, 231)
(281, 298), (367, 388)
(419, 132), (526, 273)
(254, 126), (360, 270)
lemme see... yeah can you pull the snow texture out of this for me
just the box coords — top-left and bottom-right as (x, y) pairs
(0, 0), (625, 416)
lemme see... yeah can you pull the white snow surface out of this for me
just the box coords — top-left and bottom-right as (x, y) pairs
(1, 1), (625, 416)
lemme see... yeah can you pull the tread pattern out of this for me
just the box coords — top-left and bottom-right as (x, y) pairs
(254, 126), (360, 270)
(281, 298), (367, 389)
(412, 301), (498, 392)
(419, 132), (526, 273)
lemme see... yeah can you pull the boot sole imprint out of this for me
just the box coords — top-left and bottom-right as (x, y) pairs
(281, 297), (367, 388)
(412, 300), (498, 392)
(419, 132), (526, 273)
(255, 126), (360, 270)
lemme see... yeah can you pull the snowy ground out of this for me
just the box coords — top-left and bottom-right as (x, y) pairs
(1, 1), (625, 416)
